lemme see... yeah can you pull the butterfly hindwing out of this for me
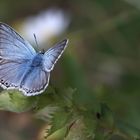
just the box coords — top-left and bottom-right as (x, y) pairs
(20, 67), (50, 96)
(0, 58), (30, 89)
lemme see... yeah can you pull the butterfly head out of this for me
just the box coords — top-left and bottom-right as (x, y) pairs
(39, 49), (45, 54)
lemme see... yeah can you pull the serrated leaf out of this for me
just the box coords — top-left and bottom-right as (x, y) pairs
(35, 105), (59, 122)
(47, 109), (72, 136)
(45, 126), (68, 140)
(0, 90), (36, 112)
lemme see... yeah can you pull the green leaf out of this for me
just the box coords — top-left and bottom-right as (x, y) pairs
(45, 126), (68, 140)
(0, 90), (37, 112)
(48, 109), (72, 136)
(35, 105), (59, 122)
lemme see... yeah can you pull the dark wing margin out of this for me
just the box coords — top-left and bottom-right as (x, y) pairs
(0, 58), (30, 90)
(20, 67), (50, 96)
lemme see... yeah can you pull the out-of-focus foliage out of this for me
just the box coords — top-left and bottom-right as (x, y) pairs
(0, 91), (36, 112)
(0, 0), (140, 140)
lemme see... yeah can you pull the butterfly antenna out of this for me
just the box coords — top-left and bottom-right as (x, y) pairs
(33, 33), (39, 48)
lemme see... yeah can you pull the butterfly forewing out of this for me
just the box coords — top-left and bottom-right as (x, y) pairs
(0, 22), (36, 60)
(0, 22), (36, 92)
(43, 39), (68, 72)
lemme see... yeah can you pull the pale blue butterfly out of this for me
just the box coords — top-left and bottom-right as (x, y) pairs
(0, 22), (68, 96)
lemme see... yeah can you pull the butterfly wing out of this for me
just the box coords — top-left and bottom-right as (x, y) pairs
(19, 39), (68, 96)
(0, 22), (36, 60)
(20, 67), (50, 96)
(43, 39), (68, 72)
(0, 23), (36, 92)
(0, 58), (30, 89)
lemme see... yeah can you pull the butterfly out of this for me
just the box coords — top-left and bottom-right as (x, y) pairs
(0, 22), (68, 96)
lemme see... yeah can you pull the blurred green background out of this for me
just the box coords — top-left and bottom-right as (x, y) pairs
(0, 0), (140, 139)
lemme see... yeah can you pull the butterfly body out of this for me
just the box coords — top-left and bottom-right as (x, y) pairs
(0, 22), (68, 96)
(31, 53), (43, 67)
